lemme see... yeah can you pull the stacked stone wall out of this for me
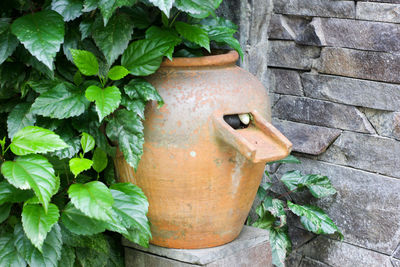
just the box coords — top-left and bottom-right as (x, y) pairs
(219, 0), (400, 266)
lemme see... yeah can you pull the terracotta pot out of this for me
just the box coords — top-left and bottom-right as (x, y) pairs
(115, 50), (292, 249)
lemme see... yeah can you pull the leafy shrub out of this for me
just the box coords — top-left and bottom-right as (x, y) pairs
(0, 0), (242, 266)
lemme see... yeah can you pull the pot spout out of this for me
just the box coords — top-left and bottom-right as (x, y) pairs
(213, 110), (292, 163)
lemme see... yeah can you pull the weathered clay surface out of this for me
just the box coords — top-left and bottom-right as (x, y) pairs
(357, 2), (400, 23)
(317, 47), (400, 83)
(268, 68), (303, 96)
(302, 73), (400, 111)
(272, 96), (374, 133)
(272, 119), (341, 155)
(319, 131), (400, 178)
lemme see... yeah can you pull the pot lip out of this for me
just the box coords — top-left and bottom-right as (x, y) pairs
(160, 50), (239, 67)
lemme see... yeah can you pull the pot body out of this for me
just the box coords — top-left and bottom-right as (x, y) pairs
(115, 52), (274, 249)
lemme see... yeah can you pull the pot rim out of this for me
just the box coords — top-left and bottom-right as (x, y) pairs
(161, 50), (239, 67)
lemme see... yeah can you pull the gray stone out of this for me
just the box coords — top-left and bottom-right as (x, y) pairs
(288, 226), (315, 250)
(319, 131), (400, 178)
(317, 47), (400, 84)
(394, 244), (400, 259)
(299, 257), (330, 267)
(392, 258), (400, 267)
(269, 93), (281, 108)
(296, 17), (400, 53)
(361, 109), (400, 140)
(302, 73), (400, 111)
(277, 158), (400, 255)
(268, 14), (311, 41)
(272, 119), (342, 155)
(268, 68), (303, 96)
(357, 2), (400, 24)
(268, 41), (320, 70)
(297, 236), (393, 267)
(274, 0), (355, 19)
(123, 226), (272, 266)
(285, 252), (303, 267)
(272, 95), (374, 133)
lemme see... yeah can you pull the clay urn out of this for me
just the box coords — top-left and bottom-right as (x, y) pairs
(115, 50), (292, 249)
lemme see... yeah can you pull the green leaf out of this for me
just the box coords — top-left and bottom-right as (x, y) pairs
(0, 182), (33, 206)
(263, 197), (286, 228)
(92, 14), (134, 65)
(27, 80), (60, 94)
(75, 246), (108, 267)
(70, 49), (99, 76)
(0, 26), (19, 65)
(7, 103), (36, 139)
(98, 0), (138, 25)
(302, 174), (337, 198)
(148, 0), (174, 16)
(79, 18), (94, 40)
(85, 85), (121, 122)
(145, 26), (182, 60)
(106, 109), (144, 170)
(81, 132), (95, 154)
(256, 182), (272, 200)
(30, 83), (90, 119)
(51, 124), (81, 159)
(287, 201), (343, 239)
(280, 170), (303, 191)
(121, 96), (146, 120)
(60, 224), (108, 254)
(204, 26), (243, 59)
(1, 155), (57, 212)
(22, 203), (60, 251)
(83, 0), (98, 12)
(61, 202), (106, 235)
(58, 245), (75, 267)
(14, 223), (62, 267)
(268, 227), (291, 267)
(0, 203), (12, 224)
(9, 126), (69, 156)
(175, 22), (210, 51)
(92, 147), (108, 173)
(252, 206), (275, 230)
(124, 78), (163, 106)
(73, 71), (83, 86)
(200, 16), (238, 30)
(68, 181), (114, 221)
(269, 155), (301, 165)
(0, 233), (27, 267)
(11, 10), (65, 70)
(121, 39), (173, 76)
(69, 158), (93, 177)
(51, 0), (83, 21)
(174, 0), (221, 18)
(108, 66), (129, 81)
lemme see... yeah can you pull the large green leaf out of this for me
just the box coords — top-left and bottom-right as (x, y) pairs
(51, 0), (83, 21)
(108, 66), (129, 81)
(252, 205), (275, 229)
(148, 0), (174, 16)
(1, 155), (57, 212)
(268, 227), (291, 267)
(121, 96), (146, 120)
(203, 26), (243, 58)
(98, 0), (138, 25)
(0, 203), (11, 224)
(70, 49), (99, 76)
(106, 109), (144, 170)
(0, 182), (33, 206)
(269, 155), (301, 165)
(51, 124), (81, 159)
(145, 26), (181, 60)
(14, 223), (62, 267)
(58, 245), (75, 267)
(175, 22), (210, 51)
(280, 170), (303, 191)
(85, 85), (121, 122)
(124, 78), (163, 106)
(22, 203), (60, 251)
(302, 174), (337, 198)
(11, 10), (65, 70)
(69, 158), (93, 177)
(81, 132), (95, 154)
(121, 39), (173, 76)
(7, 103), (36, 139)
(75, 247), (109, 267)
(61, 202), (106, 235)
(83, 0), (98, 12)
(174, 0), (221, 18)
(30, 83), (89, 119)
(263, 196), (286, 228)
(287, 201), (343, 239)
(0, 25), (19, 65)
(60, 224), (109, 254)
(92, 14), (134, 65)
(9, 126), (69, 156)
(0, 233), (27, 267)
(27, 80), (60, 94)
(68, 181), (114, 221)
(92, 147), (108, 173)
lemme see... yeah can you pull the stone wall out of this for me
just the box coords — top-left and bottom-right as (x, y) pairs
(220, 0), (400, 266)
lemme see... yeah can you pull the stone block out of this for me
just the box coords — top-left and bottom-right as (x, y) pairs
(299, 257), (330, 267)
(123, 226), (272, 267)
(301, 73), (400, 111)
(394, 245), (400, 259)
(268, 41), (320, 70)
(285, 253), (302, 267)
(277, 158), (400, 255)
(273, 0), (355, 19)
(268, 68), (303, 96)
(319, 131), (400, 178)
(317, 47), (400, 84)
(392, 258), (400, 267)
(361, 109), (400, 140)
(357, 2), (400, 23)
(272, 119), (342, 155)
(272, 95), (374, 133)
(296, 236), (393, 267)
(268, 14), (310, 41)
(296, 17), (400, 53)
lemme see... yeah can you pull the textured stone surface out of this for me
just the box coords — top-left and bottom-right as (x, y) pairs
(274, 0), (355, 19)
(319, 131), (400, 178)
(299, 257), (330, 267)
(361, 109), (400, 140)
(268, 14), (310, 40)
(296, 17), (400, 53)
(357, 2), (400, 23)
(394, 245), (400, 259)
(392, 258), (400, 267)
(272, 119), (341, 155)
(302, 73), (400, 111)
(268, 68), (303, 96)
(123, 226), (271, 266)
(318, 47), (400, 83)
(268, 41), (320, 70)
(272, 96), (374, 133)
(285, 253), (303, 267)
(297, 237), (393, 267)
(288, 226), (315, 250)
(277, 158), (400, 255)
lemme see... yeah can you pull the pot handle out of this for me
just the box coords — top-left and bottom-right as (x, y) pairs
(212, 110), (292, 163)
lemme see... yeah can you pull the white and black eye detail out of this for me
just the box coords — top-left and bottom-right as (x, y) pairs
(223, 113), (251, 129)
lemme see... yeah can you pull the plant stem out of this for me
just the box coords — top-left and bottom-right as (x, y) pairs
(169, 11), (181, 27)
(276, 187), (299, 200)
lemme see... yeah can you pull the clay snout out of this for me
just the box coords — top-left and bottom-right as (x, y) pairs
(213, 110), (292, 163)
